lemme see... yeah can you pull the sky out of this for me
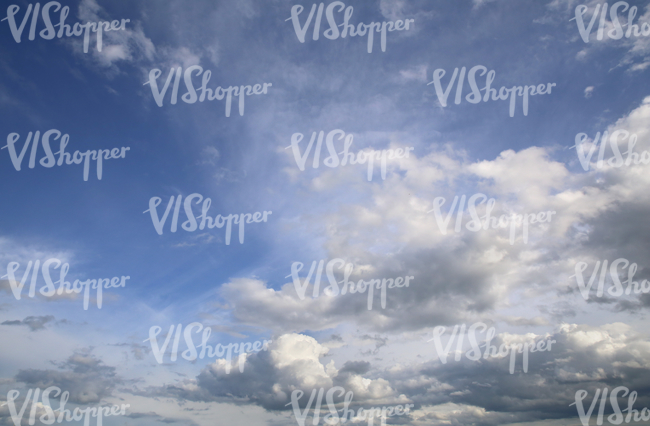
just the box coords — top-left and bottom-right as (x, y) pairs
(1, 0), (650, 425)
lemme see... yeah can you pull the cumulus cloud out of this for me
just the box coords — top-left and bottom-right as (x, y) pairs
(153, 334), (400, 411)
(216, 97), (650, 339)
(134, 322), (650, 426)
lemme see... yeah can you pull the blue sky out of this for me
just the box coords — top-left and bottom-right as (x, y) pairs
(1, 0), (650, 425)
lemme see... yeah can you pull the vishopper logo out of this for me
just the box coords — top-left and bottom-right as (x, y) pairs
(428, 65), (556, 117)
(2, 2), (130, 53)
(427, 193), (556, 245)
(286, 1), (414, 53)
(570, 387), (650, 426)
(287, 259), (414, 310)
(2, 387), (129, 426)
(573, 2), (650, 43)
(144, 193), (272, 244)
(1, 259), (129, 310)
(427, 323), (556, 374)
(572, 130), (650, 171)
(2, 130), (130, 181)
(571, 258), (650, 301)
(144, 323), (271, 373)
(287, 387), (414, 426)
(286, 129), (414, 181)
(144, 66), (272, 116)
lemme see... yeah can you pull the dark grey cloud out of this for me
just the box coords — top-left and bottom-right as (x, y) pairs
(386, 324), (650, 425)
(339, 360), (371, 375)
(14, 351), (120, 404)
(141, 323), (650, 425)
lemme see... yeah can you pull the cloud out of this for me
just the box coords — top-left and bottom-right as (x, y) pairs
(540, 0), (650, 71)
(56, 0), (156, 76)
(398, 65), (429, 84)
(338, 361), (371, 376)
(1, 316), (55, 331)
(126, 411), (193, 425)
(472, 0), (499, 10)
(13, 351), (120, 404)
(153, 333), (399, 412)
(2, 1), (650, 425)
(379, 323), (650, 425)
(132, 322), (650, 426)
